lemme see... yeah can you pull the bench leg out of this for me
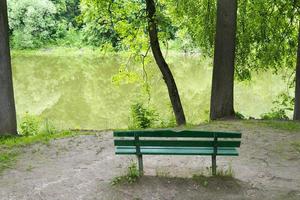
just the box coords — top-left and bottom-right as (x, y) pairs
(137, 155), (144, 176)
(212, 155), (217, 176)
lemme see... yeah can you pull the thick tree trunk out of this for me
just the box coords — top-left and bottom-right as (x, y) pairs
(145, 0), (186, 125)
(0, 0), (17, 135)
(293, 22), (300, 120)
(210, 0), (237, 120)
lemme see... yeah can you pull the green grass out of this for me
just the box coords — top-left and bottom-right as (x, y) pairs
(0, 131), (76, 147)
(260, 121), (300, 132)
(192, 166), (235, 187)
(0, 131), (96, 174)
(155, 168), (171, 177)
(111, 162), (140, 185)
(215, 165), (234, 177)
(11, 47), (134, 58)
(244, 120), (300, 132)
(0, 150), (18, 173)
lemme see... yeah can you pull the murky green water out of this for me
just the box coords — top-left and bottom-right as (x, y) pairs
(11, 53), (288, 130)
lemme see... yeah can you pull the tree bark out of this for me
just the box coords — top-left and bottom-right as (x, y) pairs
(145, 0), (186, 125)
(293, 22), (300, 120)
(210, 0), (237, 120)
(0, 0), (17, 135)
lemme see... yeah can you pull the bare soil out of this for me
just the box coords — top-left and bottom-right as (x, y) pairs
(0, 121), (300, 200)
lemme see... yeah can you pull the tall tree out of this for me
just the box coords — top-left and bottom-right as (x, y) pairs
(210, 0), (237, 120)
(0, 0), (17, 135)
(81, 0), (186, 126)
(145, 0), (186, 125)
(294, 22), (300, 120)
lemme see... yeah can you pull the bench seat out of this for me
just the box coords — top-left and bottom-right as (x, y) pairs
(116, 146), (239, 156)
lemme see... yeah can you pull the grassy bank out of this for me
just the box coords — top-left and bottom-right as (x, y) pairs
(0, 131), (95, 174)
(11, 46), (197, 58)
(11, 47), (115, 57)
(243, 120), (300, 132)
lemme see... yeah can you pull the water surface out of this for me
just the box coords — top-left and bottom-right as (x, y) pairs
(12, 53), (288, 130)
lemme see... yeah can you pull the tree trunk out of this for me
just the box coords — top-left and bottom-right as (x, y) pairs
(293, 22), (300, 120)
(0, 0), (17, 135)
(145, 0), (186, 125)
(210, 0), (237, 120)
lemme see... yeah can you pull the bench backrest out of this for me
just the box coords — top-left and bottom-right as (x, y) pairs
(114, 129), (241, 148)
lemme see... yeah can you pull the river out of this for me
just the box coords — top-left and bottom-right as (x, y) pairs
(11, 51), (288, 130)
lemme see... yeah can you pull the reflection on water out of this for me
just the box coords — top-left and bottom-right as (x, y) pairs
(11, 53), (287, 130)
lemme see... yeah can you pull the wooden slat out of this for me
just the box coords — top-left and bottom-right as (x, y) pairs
(114, 140), (241, 147)
(113, 130), (241, 138)
(115, 146), (239, 156)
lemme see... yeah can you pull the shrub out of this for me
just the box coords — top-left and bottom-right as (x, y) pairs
(126, 162), (140, 183)
(8, 0), (58, 49)
(129, 103), (158, 129)
(260, 93), (293, 120)
(261, 109), (289, 120)
(19, 113), (41, 136)
(158, 116), (176, 128)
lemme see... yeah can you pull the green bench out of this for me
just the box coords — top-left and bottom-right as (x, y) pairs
(113, 129), (242, 175)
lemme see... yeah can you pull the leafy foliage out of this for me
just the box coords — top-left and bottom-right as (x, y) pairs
(7, 0), (299, 72)
(7, 0), (82, 49)
(235, 0), (299, 80)
(261, 110), (289, 120)
(171, 0), (300, 80)
(129, 103), (158, 129)
(19, 113), (60, 136)
(171, 0), (216, 55)
(8, 0), (58, 48)
(79, 0), (179, 51)
(261, 93), (294, 120)
(19, 113), (41, 136)
(51, 0), (81, 27)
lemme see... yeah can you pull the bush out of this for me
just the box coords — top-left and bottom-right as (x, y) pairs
(260, 93), (293, 120)
(19, 113), (41, 136)
(260, 109), (289, 120)
(55, 25), (82, 47)
(11, 29), (36, 49)
(8, 0), (58, 49)
(129, 103), (158, 129)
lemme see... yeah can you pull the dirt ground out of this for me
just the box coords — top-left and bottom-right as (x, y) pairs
(0, 121), (300, 200)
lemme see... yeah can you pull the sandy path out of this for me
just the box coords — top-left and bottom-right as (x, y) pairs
(0, 121), (299, 200)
